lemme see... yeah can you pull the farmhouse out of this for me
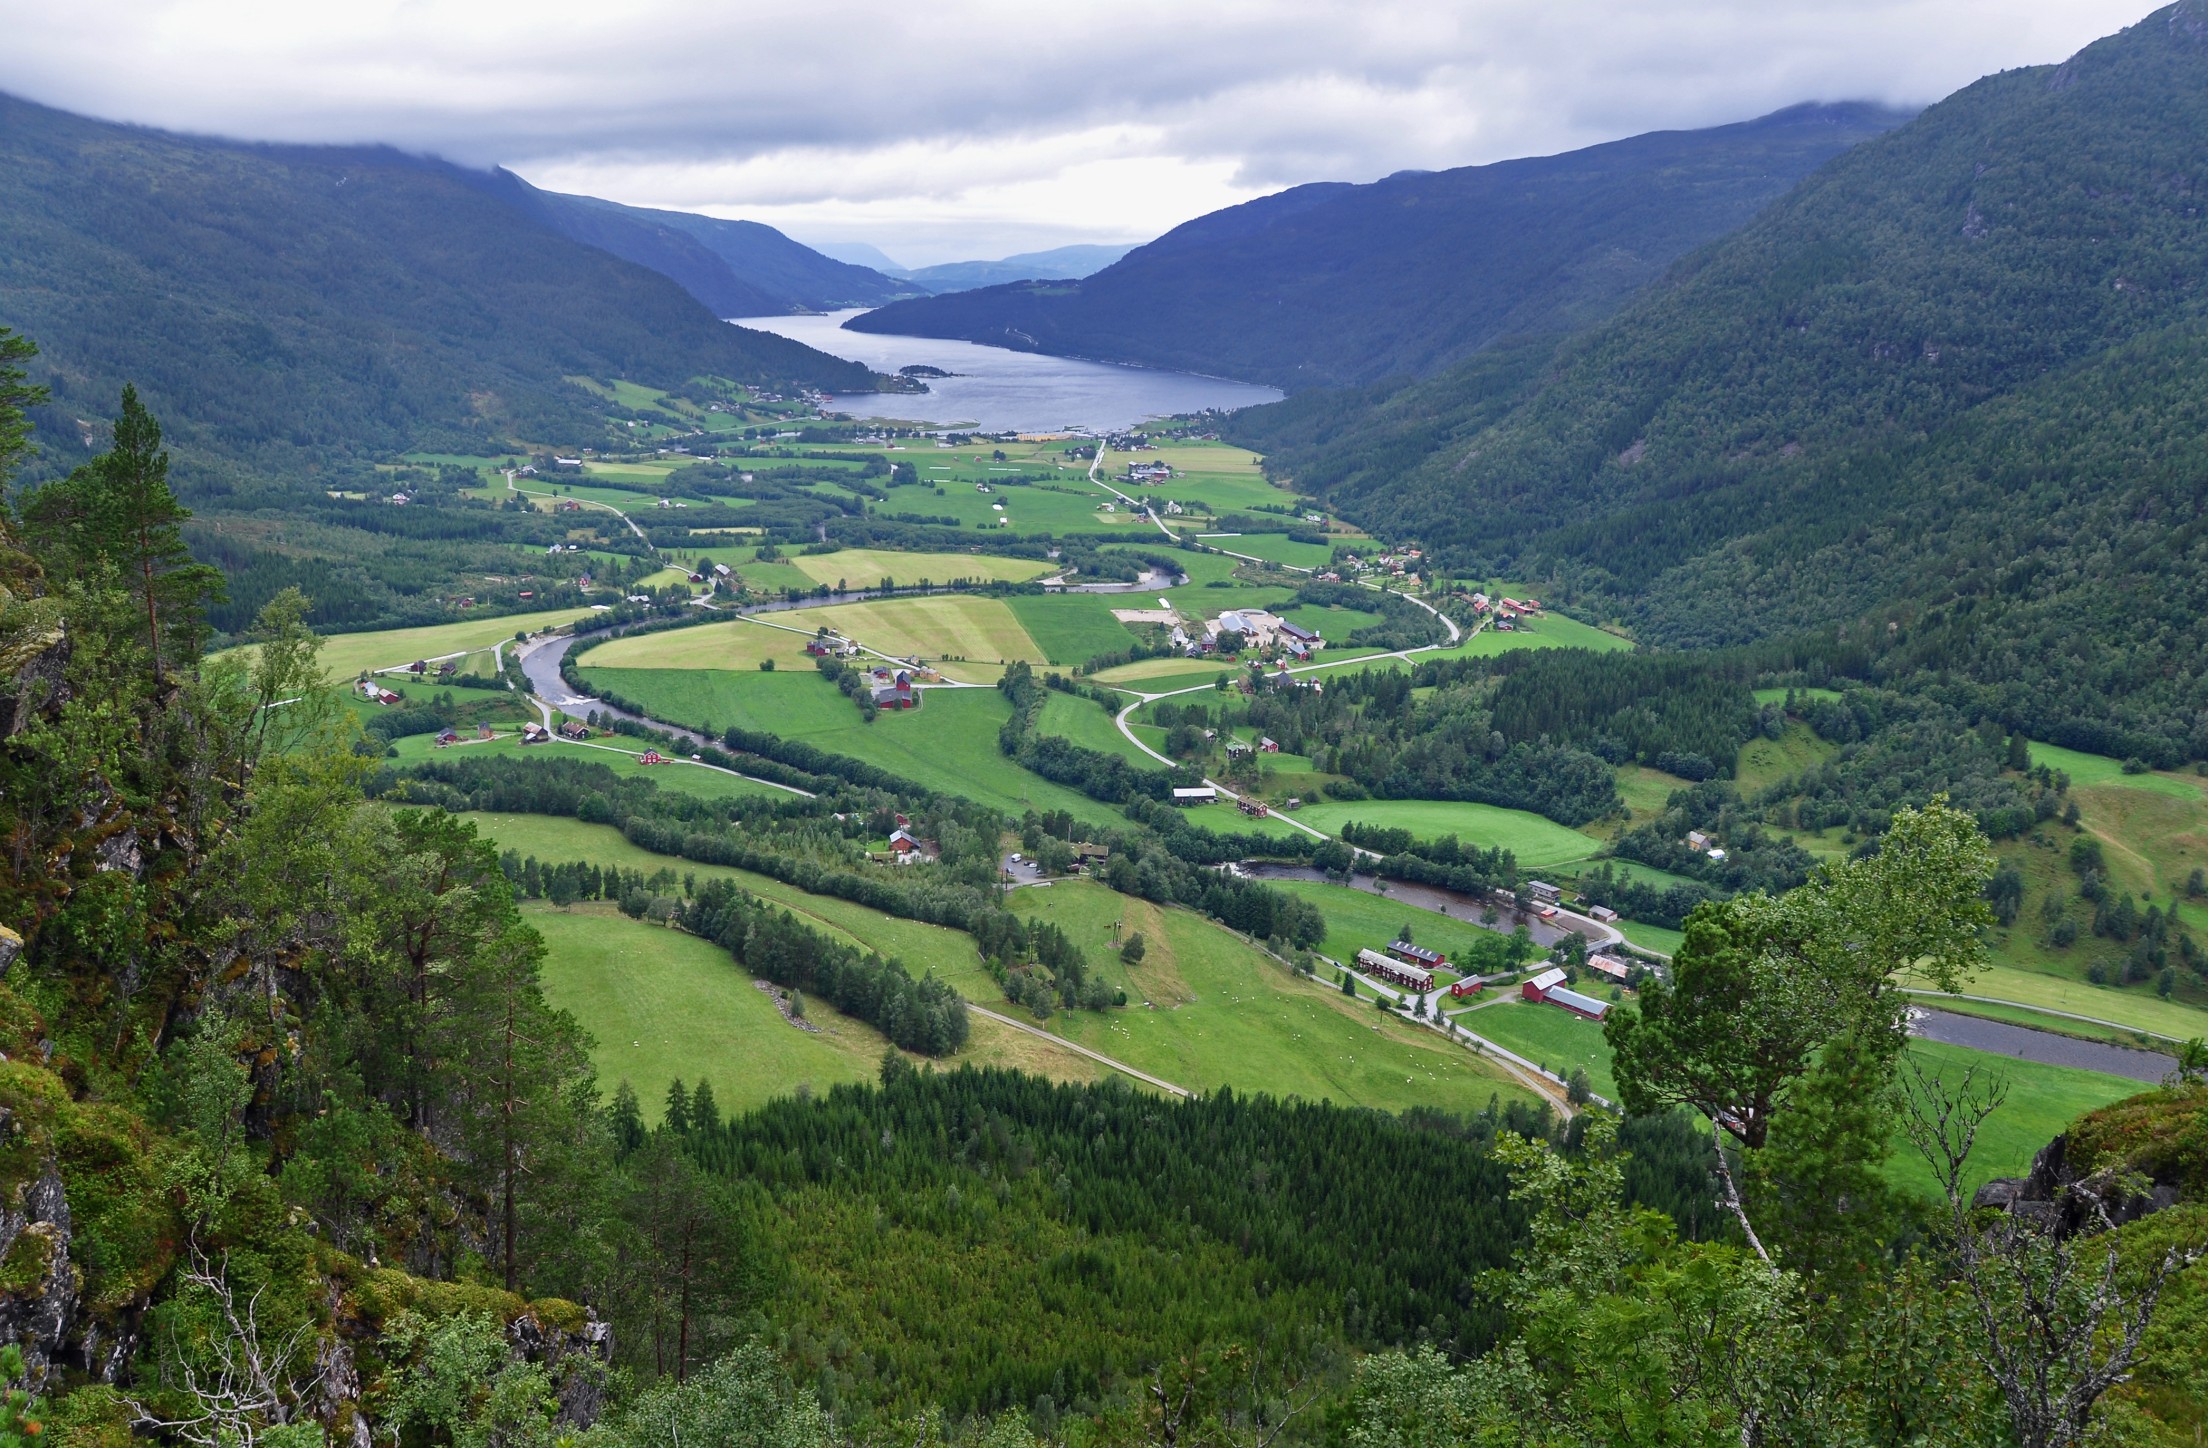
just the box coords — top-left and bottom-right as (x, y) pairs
(434, 728), (459, 747)
(1388, 940), (1446, 969)
(1685, 830), (1713, 852)
(873, 671), (918, 709)
(1526, 881), (1562, 905)
(1237, 799), (1269, 817)
(1356, 948), (1433, 994)
(1278, 621), (1322, 651)
(559, 721), (590, 740)
(1071, 843), (1110, 866)
(1172, 786), (1219, 805)
(1448, 979), (1483, 999)
(520, 722), (550, 745)
(1586, 953), (1633, 983)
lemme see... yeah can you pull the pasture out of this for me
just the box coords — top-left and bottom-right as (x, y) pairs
(1038, 691), (1160, 769)
(461, 812), (984, 981)
(1201, 534), (1336, 569)
(1004, 594), (1146, 666)
(1011, 882), (1543, 1115)
(1461, 995), (1623, 1102)
(584, 619), (817, 671)
(1901, 960), (2208, 1042)
(1270, 879), (1535, 978)
(772, 595), (1048, 667)
(572, 667), (1128, 825)
(1089, 658), (1239, 689)
(782, 549), (1055, 589)
(387, 730), (788, 802)
(253, 606), (603, 681)
(2027, 742), (2205, 798)
(529, 902), (881, 1118)
(1296, 799), (1602, 869)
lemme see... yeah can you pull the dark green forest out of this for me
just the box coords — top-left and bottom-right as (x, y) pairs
(1232, 5), (2208, 761)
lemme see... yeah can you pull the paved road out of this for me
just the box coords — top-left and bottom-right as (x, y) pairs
(1908, 1006), (2177, 1083)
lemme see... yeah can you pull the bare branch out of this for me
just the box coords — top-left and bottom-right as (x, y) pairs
(1710, 1117), (1776, 1273)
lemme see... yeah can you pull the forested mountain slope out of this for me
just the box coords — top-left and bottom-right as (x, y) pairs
(0, 93), (884, 492)
(844, 103), (1912, 389)
(506, 182), (913, 312)
(1236, 1), (2208, 763)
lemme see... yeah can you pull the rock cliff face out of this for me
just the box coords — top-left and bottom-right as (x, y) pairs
(0, 1164), (76, 1386)
(1973, 1084), (2206, 1235)
(1973, 1132), (2185, 1236)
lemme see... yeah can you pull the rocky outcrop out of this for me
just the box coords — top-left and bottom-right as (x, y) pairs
(509, 1307), (614, 1427)
(1973, 1130), (2188, 1236)
(0, 1163), (79, 1388)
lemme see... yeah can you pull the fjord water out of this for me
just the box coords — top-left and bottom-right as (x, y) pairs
(730, 309), (1283, 431)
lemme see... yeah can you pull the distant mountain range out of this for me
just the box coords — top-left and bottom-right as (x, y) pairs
(1232, 0), (2208, 761)
(0, 92), (888, 490)
(810, 242), (1134, 294)
(844, 104), (1916, 388)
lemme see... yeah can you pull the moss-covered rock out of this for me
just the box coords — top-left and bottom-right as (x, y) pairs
(2069, 1085), (2208, 1198)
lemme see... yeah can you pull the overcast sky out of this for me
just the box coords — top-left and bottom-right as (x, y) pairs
(0, 0), (2153, 265)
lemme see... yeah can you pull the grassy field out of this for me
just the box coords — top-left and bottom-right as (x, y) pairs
(460, 812), (984, 980)
(1038, 691), (1160, 769)
(2028, 742), (2207, 799)
(529, 902), (881, 1118)
(772, 595), (1047, 667)
(1904, 961), (2208, 1042)
(1090, 658), (1239, 689)
(1201, 534), (1336, 568)
(1270, 879), (1534, 975)
(388, 730), (788, 801)
(572, 668), (1127, 825)
(1004, 594), (1146, 666)
(1892, 1040), (2143, 1196)
(272, 607), (605, 681)
(1429, 613), (1635, 658)
(1735, 722), (1842, 795)
(584, 619), (818, 670)
(1616, 919), (1687, 956)
(1011, 882), (1544, 1115)
(1462, 995), (1623, 1101)
(1297, 800), (1601, 870)
(782, 549), (1055, 589)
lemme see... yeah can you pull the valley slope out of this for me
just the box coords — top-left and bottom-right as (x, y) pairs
(846, 103), (1913, 389)
(1233, 1), (2208, 762)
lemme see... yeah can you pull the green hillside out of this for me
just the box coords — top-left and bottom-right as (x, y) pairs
(848, 103), (1910, 389)
(1233, 3), (2208, 761)
(0, 91), (884, 494)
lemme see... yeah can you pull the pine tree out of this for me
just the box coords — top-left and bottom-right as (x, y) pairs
(664, 1079), (692, 1136)
(689, 1079), (720, 1135)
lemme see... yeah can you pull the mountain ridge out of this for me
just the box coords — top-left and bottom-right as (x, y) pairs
(0, 91), (887, 490)
(845, 102), (1916, 389)
(1231, 1), (2208, 760)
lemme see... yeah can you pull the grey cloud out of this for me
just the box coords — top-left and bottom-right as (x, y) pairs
(0, 0), (2152, 258)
